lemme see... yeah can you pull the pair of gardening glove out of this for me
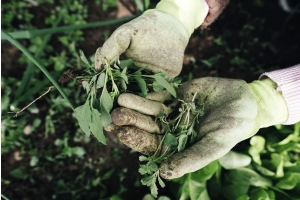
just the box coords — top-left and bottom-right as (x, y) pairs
(95, 0), (288, 179)
(110, 77), (289, 179)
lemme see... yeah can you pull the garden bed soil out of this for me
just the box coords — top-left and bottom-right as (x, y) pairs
(1, 0), (300, 199)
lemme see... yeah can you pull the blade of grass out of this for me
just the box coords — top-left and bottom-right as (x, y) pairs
(1, 194), (10, 200)
(2, 31), (75, 111)
(14, 15), (63, 100)
(1, 16), (138, 40)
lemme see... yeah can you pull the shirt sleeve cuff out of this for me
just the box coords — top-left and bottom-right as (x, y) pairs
(259, 64), (300, 125)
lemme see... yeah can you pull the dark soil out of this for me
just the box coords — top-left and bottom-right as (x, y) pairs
(1, 0), (300, 199)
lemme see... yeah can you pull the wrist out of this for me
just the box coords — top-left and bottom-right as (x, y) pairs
(248, 78), (288, 128)
(153, 0), (209, 36)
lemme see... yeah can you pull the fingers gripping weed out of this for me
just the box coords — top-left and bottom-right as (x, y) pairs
(71, 50), (204, 198)
(139, 94), (204, 198)
(72, 50), (180, 145)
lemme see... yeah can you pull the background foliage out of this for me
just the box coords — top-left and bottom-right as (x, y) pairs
(1, 0), (300, 199)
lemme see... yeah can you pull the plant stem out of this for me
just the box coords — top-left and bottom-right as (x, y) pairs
(14, 15), (63, 101)
(1, 16), (138, 40)
(2, 31), (75, 111)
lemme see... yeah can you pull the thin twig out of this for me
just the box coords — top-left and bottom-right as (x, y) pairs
(8, 86), (55, 117)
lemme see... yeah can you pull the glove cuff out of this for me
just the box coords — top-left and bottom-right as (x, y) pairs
(153, 0), (209, 36)
(248, 78), (288, 128)
(259, 64), (300, 125)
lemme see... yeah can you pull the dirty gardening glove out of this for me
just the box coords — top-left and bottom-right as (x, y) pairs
(111, 77), (288, 179)
(94, 0), (209, 78)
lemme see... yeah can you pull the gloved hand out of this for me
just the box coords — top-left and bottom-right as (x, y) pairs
(110, 77), (288, 179)
(94, 0), (209, 78)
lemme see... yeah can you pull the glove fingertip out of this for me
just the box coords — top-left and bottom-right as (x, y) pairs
(117, 126), (158, 155)
(159, 159), (180, 180)
(104, 123), (119, 132)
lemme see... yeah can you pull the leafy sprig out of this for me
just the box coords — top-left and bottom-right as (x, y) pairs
(74, 50), (204, 197)
(74, 50), (180, 145)
(139, 92), (205, 198)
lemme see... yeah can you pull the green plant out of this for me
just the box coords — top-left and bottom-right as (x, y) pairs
(1, 0), (35, 31)
(169, 122), (300, 200)
(138, 96), (205, 197)
(74, 51), (178, 145)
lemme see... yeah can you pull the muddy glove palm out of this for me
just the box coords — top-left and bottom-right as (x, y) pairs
(94, 0), (209, 78)
(111, 77), (288, 179)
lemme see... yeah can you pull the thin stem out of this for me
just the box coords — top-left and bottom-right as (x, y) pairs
(2, 31), (75, 111)
(1, 194), (10, 200)
(2, 16), (138, 40)
(152, 132), (169, 158)
(14, 14), (63, 100)
(9, 86), (54, 117)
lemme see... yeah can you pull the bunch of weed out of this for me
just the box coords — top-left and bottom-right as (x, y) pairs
(75, 51), (179, 145)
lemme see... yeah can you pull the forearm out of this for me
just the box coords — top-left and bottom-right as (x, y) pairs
(259, 64), (300, 125)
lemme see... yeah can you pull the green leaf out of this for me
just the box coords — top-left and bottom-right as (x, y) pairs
(102, 169), (115, 181)
(75, 101), (92, 136)
(226, 168), (272, 187)
(192, 160), (219, 182)
(218, 151), (251, 169)
(89, 108), (107, 145)
(139, 165), (149, 175)
(139, 155), (149, 162)
(152, 81), (164, 92)
(178, 134), (188, 152)
(171, 161), (219, 200)
(150, 182), (158, 198)
(96, 72), (106, 89)
(82, 80), (90, 93)
(158, 175), (166, 188)
(157, 197), (171, 200)
(249, 135), (266, 165)
(178, 174), (191, 200)
(249, 188), (271, 200)
(119, 59), (133, 69)
(276, 172), (299, 190)
(164, 133), (178, 147)
(141, 175), (153, 186)
(134, 75), (148, 97)
(271, 153), (284, 177)
(71, 146), (86, 157)
(148, 162), (159, 172)
(222, 184), (249, 200)
(120, 79), (127, 91)
(153, 74), (177, 98)
(120, 66), (128, 83)
(9, 166), (28, 180)
(30, 156), (39, 167)
(184, 162), (219, 200)
(79, 49), (91, 67)
(253, 163), (275, 177)
(236, 194), (250, 200)
(99, 87), (113, 127)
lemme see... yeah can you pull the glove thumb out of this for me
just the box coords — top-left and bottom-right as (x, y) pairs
(94, 27), (132, 71)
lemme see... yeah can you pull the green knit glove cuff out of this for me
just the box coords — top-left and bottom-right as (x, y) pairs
(146, 0), (209, 36)
(248, 78), (288, 128)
